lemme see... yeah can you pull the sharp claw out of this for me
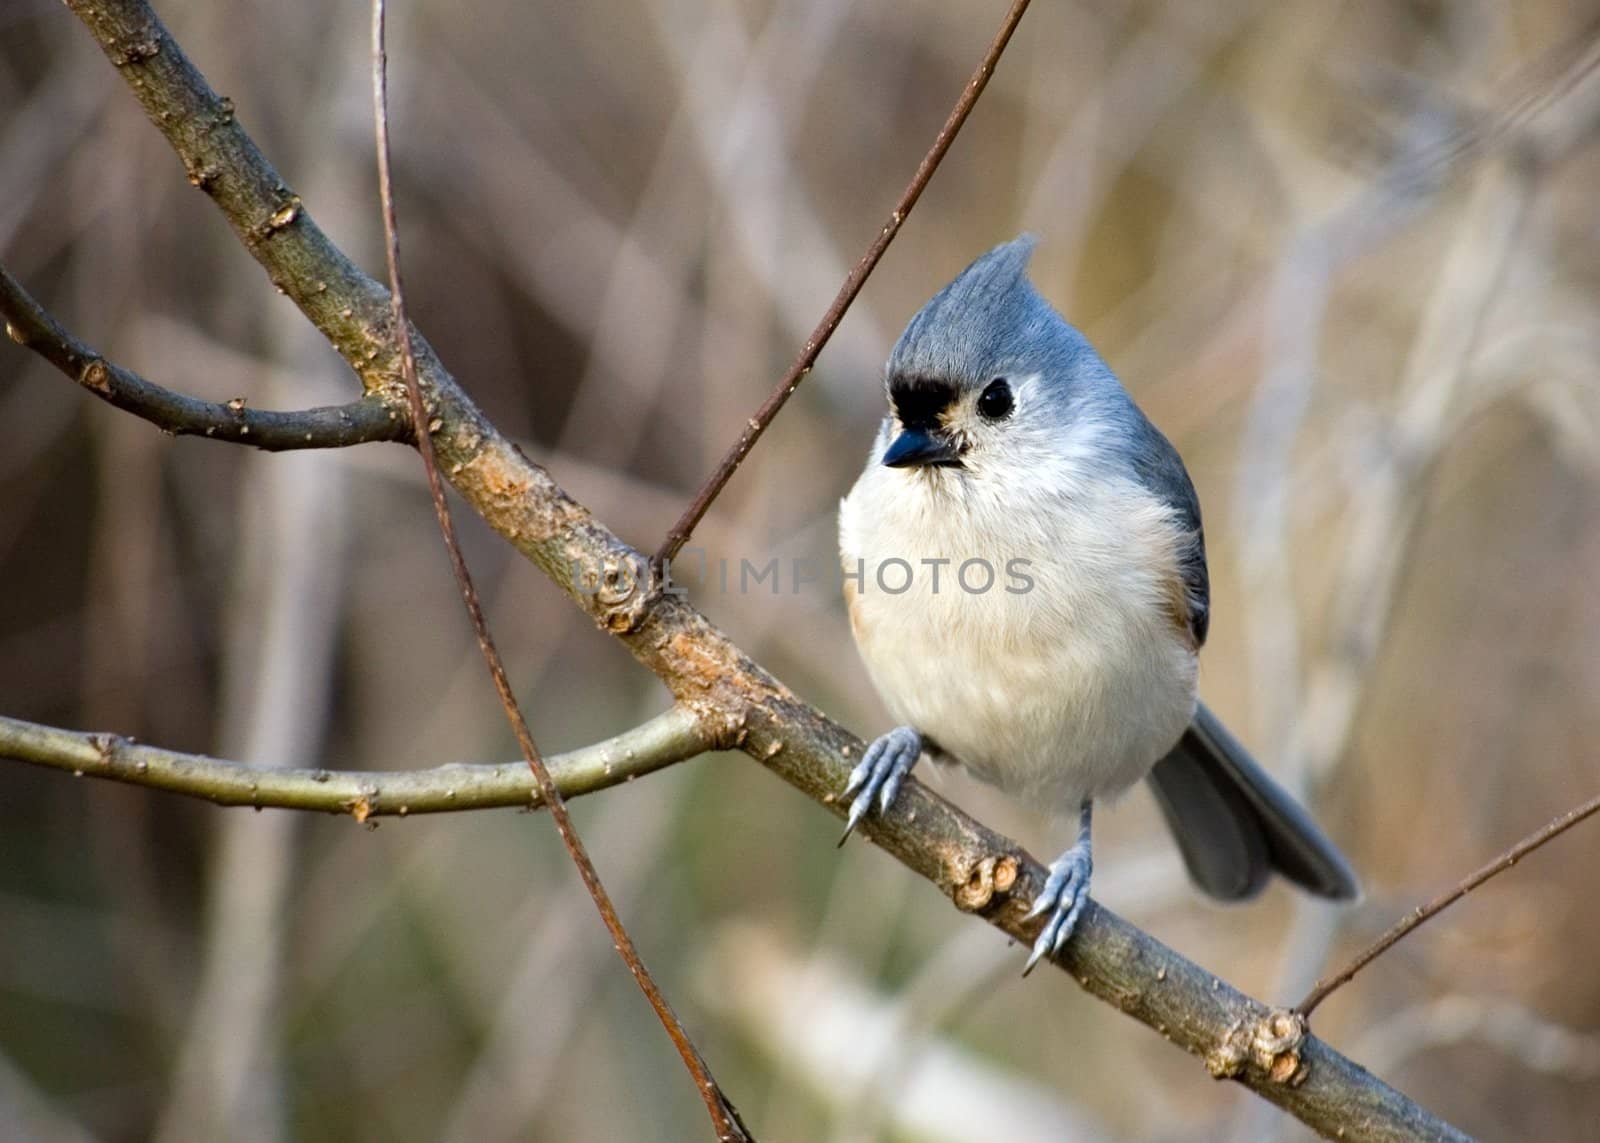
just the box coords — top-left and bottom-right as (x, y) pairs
(838, 796), (870, 847)
(1054, 914), (1074, 954)
(1020, 840), (1094, 977)
(1022, 932), (1052, 976)
(837, 727), (921, 844)
(1023, 905), (1070, 977)
(844, 742), (886, 800)
(878, 772), (903, 813)
(1024, 896), (1088, 973)
(1022, 890), (1061, 976)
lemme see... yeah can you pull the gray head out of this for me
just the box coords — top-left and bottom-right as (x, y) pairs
(878, 235), (1125, 473)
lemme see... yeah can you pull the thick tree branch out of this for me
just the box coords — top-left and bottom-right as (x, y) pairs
(0, 707), (711, 817)
(0, 262), (408, 449)
(41, 2), (1471, 1139)
(62, 0), (401, 394)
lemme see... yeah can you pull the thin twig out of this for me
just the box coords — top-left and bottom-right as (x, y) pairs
(1297, 790), (1600, 1018)
(0, 707), (711, 816)
(654, 0), (1033, 566)
(369, 6), (750, 1139)
(0, 262), (408, 449)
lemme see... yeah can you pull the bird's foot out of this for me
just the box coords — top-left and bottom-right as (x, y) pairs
(838, 726), (922, 845)
(1022, 841), (1094, 976)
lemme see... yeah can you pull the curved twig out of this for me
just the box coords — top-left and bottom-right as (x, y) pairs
(654, 0), (1034, 566)
(369, 3), (751, 1138)
(1298, 790), (1600, 1018)
(0, 707), (712, 817)
(0, 262), (409, 450)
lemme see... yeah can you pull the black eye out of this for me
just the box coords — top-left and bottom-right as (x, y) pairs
(977, 378), (1013, 421)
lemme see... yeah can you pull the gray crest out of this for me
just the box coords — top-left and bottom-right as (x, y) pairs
(887, 235), (1045, 386)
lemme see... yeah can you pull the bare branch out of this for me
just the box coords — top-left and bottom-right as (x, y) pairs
(0, 262), (407, 450)
(1298, 790), (1600, 1019)
(0, 707), (711, 817)
(654, 0), (1034, 566)
(61, 0), (400, 392)
(368, 6), (751, 1139)
(53, 2), (1475, 1137)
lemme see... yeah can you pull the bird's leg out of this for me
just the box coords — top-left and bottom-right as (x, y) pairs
(1022, 801), (1094, 975)
(838, 725), (923, 845)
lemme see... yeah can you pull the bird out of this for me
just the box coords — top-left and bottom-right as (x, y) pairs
(837, 235), (1358, 974)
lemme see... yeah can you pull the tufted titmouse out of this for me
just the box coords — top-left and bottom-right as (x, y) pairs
(838, 236), (1358, 973)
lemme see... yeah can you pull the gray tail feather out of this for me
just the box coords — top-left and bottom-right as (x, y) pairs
(1146, 702), (1360, 902)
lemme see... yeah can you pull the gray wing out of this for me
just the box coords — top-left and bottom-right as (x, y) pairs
(1149, 702), (1360, 900)
(1124, 410), (1209, 646)
(1118, 411), (1359, 900)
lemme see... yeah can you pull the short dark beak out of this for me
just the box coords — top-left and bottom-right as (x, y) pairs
(882, 427), (961, 469)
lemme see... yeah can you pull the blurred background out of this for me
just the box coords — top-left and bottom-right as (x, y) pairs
(3, 0), (1600, 1139)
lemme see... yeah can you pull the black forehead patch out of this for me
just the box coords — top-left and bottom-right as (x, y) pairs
(889, 376), (958, 430)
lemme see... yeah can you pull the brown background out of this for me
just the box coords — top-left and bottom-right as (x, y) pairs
(3, 1), (1599, 1140)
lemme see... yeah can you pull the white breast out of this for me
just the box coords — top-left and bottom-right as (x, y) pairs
(838, 425), (1198, 811)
